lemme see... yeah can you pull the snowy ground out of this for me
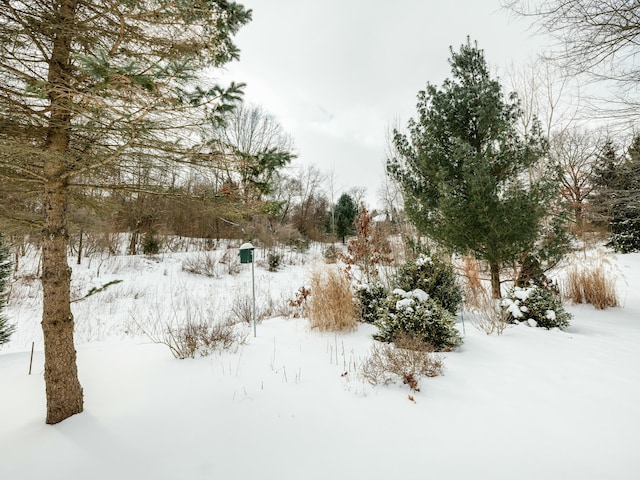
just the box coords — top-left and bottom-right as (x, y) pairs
(1, 243), (639, 480)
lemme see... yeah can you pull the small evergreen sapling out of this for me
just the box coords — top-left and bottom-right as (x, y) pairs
(393, 253), (463, 315)
(502, 286), (572, 330)
(353, 281), (388, 323)
(374, 288), (462, 351)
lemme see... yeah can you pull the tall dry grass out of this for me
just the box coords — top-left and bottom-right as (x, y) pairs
(563, 252), (619, 310)
(565, 266), (618, 309)
(460, 255), (483, 307)
(308, 267), (358, 332)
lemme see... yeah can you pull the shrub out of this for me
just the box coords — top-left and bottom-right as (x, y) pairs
(182, 252), (221, 278)
(374, 288), (462, 351)
(339, 205), (393, 282)
(267, 251), (282, 272)
(142, 234), (161, 255)
(308, 268), (358, 332)
(139, 317), (248, 359)
(360, 333), (444, 390)
(469, 290), (508, 335)
(227, 294), (272, 325)
(502, 286), (572, 329)
(564, 263), (618, 310)
(353, 281), (387, 324)
(287, 285), (310, 318)
(220, 247), (240, 275)
(394, 253), (462, 315)
(323, 244), (338, 264)
(161, 319), (248, 359)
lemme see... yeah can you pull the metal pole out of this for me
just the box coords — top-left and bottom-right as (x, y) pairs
(251, 254), (256, 337)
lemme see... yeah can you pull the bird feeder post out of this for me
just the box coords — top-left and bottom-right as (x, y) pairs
(239, 242), (257, 337)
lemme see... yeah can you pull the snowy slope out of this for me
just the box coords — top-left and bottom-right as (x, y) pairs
(1, 247), (639, 480)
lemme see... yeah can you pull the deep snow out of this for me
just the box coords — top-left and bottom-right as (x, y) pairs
(1, 244), (639, 480)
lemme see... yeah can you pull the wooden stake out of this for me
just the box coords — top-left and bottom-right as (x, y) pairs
(29, 341), (34, 375)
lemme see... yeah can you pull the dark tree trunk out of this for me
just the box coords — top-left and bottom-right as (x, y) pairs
(489, 261), (501, 299)
(77, 228), (83, 265)
(41, 0), (83, 424)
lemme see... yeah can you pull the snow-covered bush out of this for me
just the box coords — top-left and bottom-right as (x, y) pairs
(393, 254), (462, 314)
(374, 288), (462, 351)
(353, 281), (387, 324)
(502, 286), (572, 330)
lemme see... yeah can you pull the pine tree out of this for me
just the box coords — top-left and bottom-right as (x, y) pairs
(389, 39), (555, 298)
(0, 0), (251, 424)
(592, 137), (640, 252)
(0, 234), (14, 346)
(334, 193), (358, 243)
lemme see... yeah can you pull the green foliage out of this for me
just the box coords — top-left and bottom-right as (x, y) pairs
(393, 253), (463, 315)
(607, 137), (640, 253)
(334, 193), (358, 242)
(267, 251), (282, 272)
(354, 282), (388, 324)
(322, 244), (338, 263)
(388, 39), (555, 296)
(374, 288), (462, 351)
(0, 235), (15, 345)
(502, 286), (572, 330)
(142, 234), (161, 255)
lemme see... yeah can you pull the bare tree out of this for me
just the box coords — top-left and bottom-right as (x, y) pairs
(290, 165), (329, 240)
(208, 103), (295, 201)
(505, 58), (581, 139)
(549, 127), (604, 230)
(505, 0), (640, 120)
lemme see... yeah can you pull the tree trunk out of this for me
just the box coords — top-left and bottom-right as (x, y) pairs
(489, 261), (501, 299)
(41, 0), (83, 425)
(42, 176), (83, 424)
(77, 228), (83, 265)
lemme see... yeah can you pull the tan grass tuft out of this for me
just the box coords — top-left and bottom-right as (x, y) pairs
(563, 251), (618, 310)
(460, 255), (483, 307)
(565, 266), (618, 309)
(308, 266), (358, 332)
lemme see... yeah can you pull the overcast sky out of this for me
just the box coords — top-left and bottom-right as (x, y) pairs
(220, 0), (547, 208)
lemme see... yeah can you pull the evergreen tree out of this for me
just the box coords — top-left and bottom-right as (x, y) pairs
(334, 193), (358, 243)
(590, 140), (620, 229)
(592, 137), (640, 252)
(0, 234), (14, 346)
(389, 39), (554, 298)
(0, 0), (251, 424)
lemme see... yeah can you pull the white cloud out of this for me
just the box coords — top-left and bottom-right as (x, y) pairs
(219, 0), (547, 207)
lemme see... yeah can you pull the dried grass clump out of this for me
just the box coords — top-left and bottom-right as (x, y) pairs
(360, 333), (444, 390)
(460, 255), (484, 307)
(308, 267), (358, 332)
(469, 288), (508, 335)
(564, 258), (618, 310)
